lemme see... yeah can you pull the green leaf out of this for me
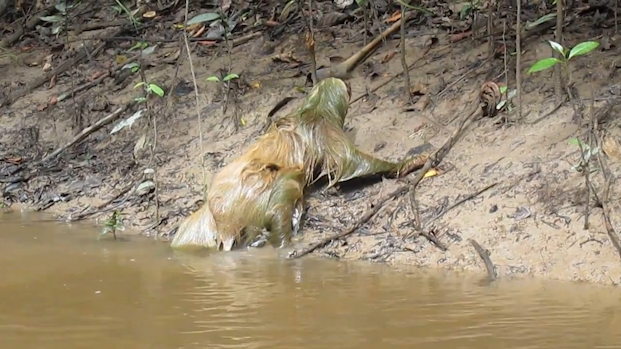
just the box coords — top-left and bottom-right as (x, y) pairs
(40, 15), (65, 23)
(134, 82), (146, 89)
(187, 13), (220, 25)
(527, 57), (561, 74)
(355, 0), (368, 6)
(548, 40), (566, 56)
(122, 62), (140, 70)
(499, 86), (508, 94)
(567, 138), (583, 146)
(525, 13), (556, 30)
(149, 84), (165, 97)
(206, 76), (221, 82)
(568, 41), (600, 60)
(222, 73), (239, 82)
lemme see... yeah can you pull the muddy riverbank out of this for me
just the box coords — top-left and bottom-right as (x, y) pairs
(1, 1), (621, 285)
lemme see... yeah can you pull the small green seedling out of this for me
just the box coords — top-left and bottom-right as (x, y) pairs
(40, 2), (75, 35)
(459, 0), (482, 20)
(123, 62), (141, 73)
(496, 85), (517, 112)
(528, 40), (600, 74)
(114, 0), (141, 27)
(206, 73), (240, 83)
(568, 137), (600, 173)
(100, 211), (124, 240)
(128, 42), (149, 52)
(134, 81), (165, 103)
(187, 12), (221, 25)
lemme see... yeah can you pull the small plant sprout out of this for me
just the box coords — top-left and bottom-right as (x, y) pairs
(40, 2), (75, 35)
(568, 137), (600, 173)
(496, 85), (517, 112)
(134, 81), (165, 103)
(123, 62), (141, 73)
(100, 211), (125, 240)
(206, 73), (240, 84)
(128, 42), (149, 52)
(528, 40), (600, 74)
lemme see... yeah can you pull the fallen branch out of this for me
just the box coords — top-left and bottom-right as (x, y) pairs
(68, 179), (137, 221)
(469, 238), (497, 281)
(37, 105), (128, 165)
(424, 182), (498, 229)
(418, 231), (448, 251)
(0, 7), (54, 49)
(56, 51), (142, 103)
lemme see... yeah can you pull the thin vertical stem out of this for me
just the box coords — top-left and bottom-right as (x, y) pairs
(400, 4), (412, 105)
(515, 0), (522, 119)
(183, 0), (208, 200)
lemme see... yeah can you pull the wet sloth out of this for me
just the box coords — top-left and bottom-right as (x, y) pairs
(170, 77), (427, 252)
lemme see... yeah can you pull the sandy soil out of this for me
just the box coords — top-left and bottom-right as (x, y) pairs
(2, 1), (621, 285)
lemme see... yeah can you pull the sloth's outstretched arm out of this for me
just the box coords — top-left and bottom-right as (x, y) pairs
(326, 135), (428, 184)
(340, 151), (427, 182)
(264, 167), (305, 248)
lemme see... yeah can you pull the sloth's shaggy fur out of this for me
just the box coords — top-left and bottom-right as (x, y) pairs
(170, 78), (427, 252)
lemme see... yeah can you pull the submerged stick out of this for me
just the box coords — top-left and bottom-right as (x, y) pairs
(469, 238), (497, 281)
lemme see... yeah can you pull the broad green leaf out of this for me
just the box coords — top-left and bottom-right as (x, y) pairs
(141, 45), (157, 57)
(206, 76), (221, 82)
(568, 41), (599, 60)
(40, 15), (64, 23)
(134, 82), (146, 89)
(548, 40), (566, 56)
(122, 62), (140, 70)
(187, 13), (220, 25)
(128, 42), (147, 52)
(499, 86), (508, 94)
(149, 84), (165, 97)
(355, 0), (368, 5)
(527, 57), (561, 74)
(55, 3), (67, 13)
(223, 73), (239, 82)
(525, 13), (555, 30)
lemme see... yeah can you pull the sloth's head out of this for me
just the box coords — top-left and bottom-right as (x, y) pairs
(299, 77), (351, 128)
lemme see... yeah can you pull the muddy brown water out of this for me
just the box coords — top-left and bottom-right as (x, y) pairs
(1, 212), (621, 349)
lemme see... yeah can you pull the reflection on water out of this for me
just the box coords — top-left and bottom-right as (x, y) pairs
(1, 211), (620, 349)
